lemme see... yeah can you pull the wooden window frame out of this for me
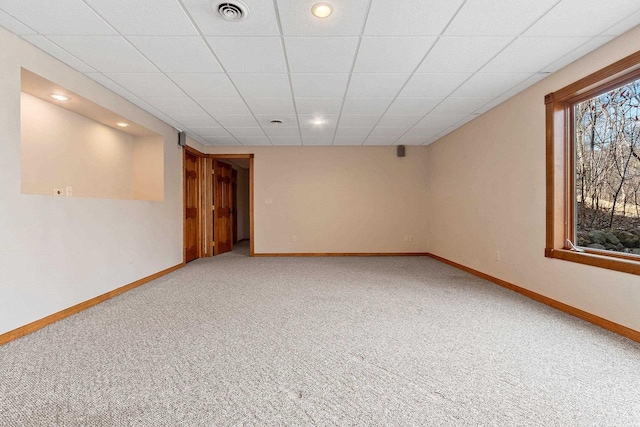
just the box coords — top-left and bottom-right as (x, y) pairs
(545, 50), (640, 276)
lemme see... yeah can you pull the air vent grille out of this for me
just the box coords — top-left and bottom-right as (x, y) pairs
(214, 1), (249, 22)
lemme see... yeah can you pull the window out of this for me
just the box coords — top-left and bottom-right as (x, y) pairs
(545, 51), (640, 276)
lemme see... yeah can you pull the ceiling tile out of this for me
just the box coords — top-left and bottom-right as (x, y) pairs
(451, 73), (531, 98)
(405, 125), (449, 136)
(445, 0), (559, 36)
(364, 136), (396, 145)
(295, 98), (343, 115)
(377, 115), (423, 127)
(196, 98), (251, 115)
(85, 73), (132, 97)
(354, 37), (436, 73)
(396, 135), (430, 145)
(526, 0), (640, 37)
(603, 8), (640, 36)
(302, 136), (334, 146)
(277, 0), (370, 36)
(418, 36), (513, 73)
(188, 126), (230, 137)
(142, 97), (205, 115)
(333, 136), (367, 145)
(284, 37), (359, 73)
(1, 10), (35, 34)
(270, 136), (302, 146)
(414, 113), (467, 129)
(205, 136), (241, 146)
(301, 126), (337, 137)
(231, 74), (293, 98)
(213, 114), (259, 127)
(347, 74), (410, 98)
(291, 74), (349, 98)
(48, 36), (157, 72)
(173, 114), (219, 127)
(342, 98), (393, 114)
(369, 127), (410, 138)
(254, 114), (298, 127)
(482, 36), (590, 73)
(0, 0), (116, 35)
(430, 97), (493, 115)
(386, 97), (442, 115)
(263, 127), (301, 137)
(105, 73), (184, 96)
(244, 98), (296, 114)
(298, 114), (340, 128)
(339, 114), (383, 127)
(85, 0), (198, 35)
(335, 127), (374, 137)
(181, 0), (280, 36)
(400, 73), (470, 97)
(168, 73), (239, 98)
(542, 36), (615, 73)
(208, 37), (287, 73)
(237, 136), (272, 146)
(128, 36), (221, 73)
(225, 127), (266, 137)
(23, 36), (96, 73)
(364, 0), (464, 36)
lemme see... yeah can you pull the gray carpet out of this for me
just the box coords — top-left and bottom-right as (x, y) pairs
(1, 243), (639, 426)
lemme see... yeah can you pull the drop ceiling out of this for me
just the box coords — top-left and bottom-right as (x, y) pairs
(2, 0), (640, 147)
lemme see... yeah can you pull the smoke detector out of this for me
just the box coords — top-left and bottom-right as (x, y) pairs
(212, 1), (249, 22)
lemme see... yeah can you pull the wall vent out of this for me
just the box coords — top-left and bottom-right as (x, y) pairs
(213, 1), (249, 22)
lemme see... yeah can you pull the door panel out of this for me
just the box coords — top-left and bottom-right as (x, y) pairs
(213, 160), (233, 255)
(184, 150), (200, 263)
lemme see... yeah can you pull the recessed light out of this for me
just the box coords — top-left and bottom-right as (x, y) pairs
(50, 94), (69, 101)
(270, 119), (284, 125)
(312, 119), (325, 125)
(311, 3), (333, 18)
(116, 122), (129, 127)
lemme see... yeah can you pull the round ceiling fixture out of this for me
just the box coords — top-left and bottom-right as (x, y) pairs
(50, 94), (69, 101)
(311, 3), (333, 18)
(212, 1), (249, 22)
(270, 119), (284, 125)
(312, 119), (325, 125)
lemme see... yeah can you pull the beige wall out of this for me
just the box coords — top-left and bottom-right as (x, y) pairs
(426, 26), (640, 331)
(205, 146), (430, 254)
(132, 136), (164, 201)
(0, 28), (183, 336)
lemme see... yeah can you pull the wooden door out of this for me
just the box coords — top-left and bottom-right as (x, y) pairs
(213, 160), (233, 255)
(232, 169), (238, 244)
(184, 150), (200, 263)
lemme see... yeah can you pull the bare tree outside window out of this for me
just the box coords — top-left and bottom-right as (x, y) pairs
(575, 77), (640, 253)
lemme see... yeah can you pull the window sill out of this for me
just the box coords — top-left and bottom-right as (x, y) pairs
(546, 248), (640, 276)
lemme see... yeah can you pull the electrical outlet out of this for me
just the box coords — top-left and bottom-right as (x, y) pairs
(494, 251), (501, 261)
(53, 188), (64, 196)
(65, 186), (72, 197)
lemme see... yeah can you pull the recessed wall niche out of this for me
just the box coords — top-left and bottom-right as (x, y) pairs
(20, 69), (164, 201)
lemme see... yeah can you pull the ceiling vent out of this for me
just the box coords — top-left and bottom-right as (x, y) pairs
(213, 1), (249, 22)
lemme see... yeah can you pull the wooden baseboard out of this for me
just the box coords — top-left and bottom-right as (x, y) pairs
(253, 252), (430, 257)
(0, 263), (184, 346)
(427, 253), (640, 344)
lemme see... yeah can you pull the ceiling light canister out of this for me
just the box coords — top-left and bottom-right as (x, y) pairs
(311, 3), (333, 18)
(50, 94), (69, 101)
(117, 122), (129, 127)
(312, 119), (325, 125)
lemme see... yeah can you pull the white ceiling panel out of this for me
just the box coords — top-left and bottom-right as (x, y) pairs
(342, 98), (393, 114)
(335, 127), (374, 136)
(386, 98), (442, 115)
(284, 37), (359, 73)
(23, 36), (96, 73)
(231, 74), (293, 98)
(208, 37), (287, 73)
(1, 10), (35, 34)
(188, 127), (231, 137)
(404, 125), (449, 137)
(445, 0), (559, 36)
(418, 36), (513, 73)
(174, 114), (219, 127)
(277, 0), (371, 36)
(541, 36), (615, 73)
(181, 0), (280, 36)
(333, 136), (368, 145)
(603, 8), (640, 36)
(254, 114), (299, 127)
(85, 0), (197, 36)
(48, 36), (157, 72)
(414, 114), (468, 129)
(452, 73), (532, 98)
(482, 36), (590, 73)
(225, 127), (266, 137)
(237, 136), (272, 145)
(291, 74), (349, 98)
(0, 0), (116, 35)
(369, 127), (410, 138)
(354, 37), (436, 73)
(401, 73), (471, 97)
(213, 114), (259, 127)
(128, 36), (221, 73)
(169, 73), (239, 98)
(196, 98), (251, 115)
(205, 136), (241, 146)
(142, 97), (205, 115)
(396, 135), (431, 145)
(339, 114), (383, 127)
(301, 127), (337, 137)
(245, 98), (296, 115)
(526, 0), (640, 37)
(364, 136), (396, 145)
(85, 73), (132, 97)
(264, 127), (300, 137)
(270, 136), (302, 146)
(295, 98), (343, 115)
(377, 115), (423, 127)
(430, 97), (493, 115)
(105, 73), (184, 96)
(298, 114), (340, 128)
(302, 136), (335, 145)
(347, 74), (410, 98)
(364, 0), (464, 36)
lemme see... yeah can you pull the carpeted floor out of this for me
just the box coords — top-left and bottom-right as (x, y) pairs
(1, 243), (639, 426)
